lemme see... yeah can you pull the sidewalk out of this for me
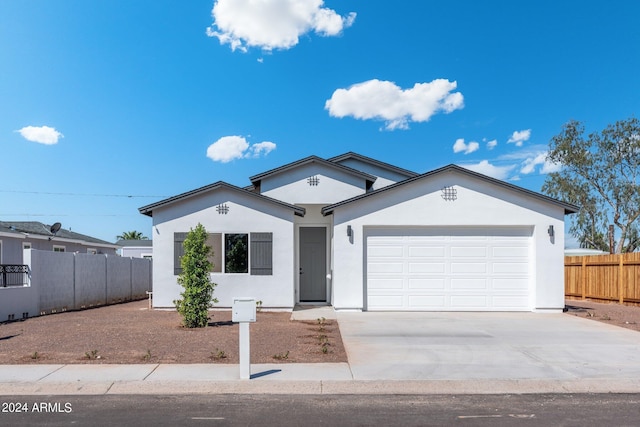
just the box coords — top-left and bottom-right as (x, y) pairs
(2, 362), (640, 396)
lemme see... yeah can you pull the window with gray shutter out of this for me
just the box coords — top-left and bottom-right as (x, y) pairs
(174, 232), (188, 275)
(250, 232), (272, 275)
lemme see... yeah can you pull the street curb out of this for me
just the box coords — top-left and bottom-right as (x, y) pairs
(2, 378), (640, 396)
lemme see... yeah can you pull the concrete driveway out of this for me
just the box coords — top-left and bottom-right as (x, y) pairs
(336, 311), (640, 382)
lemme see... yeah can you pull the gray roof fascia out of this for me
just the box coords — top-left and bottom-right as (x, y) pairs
(138, 181), (306, 217)
(248, 155), (378, 185)
(0, 221), (118, 247)
(327, 151), (419, 179)
(321, 164), (580, 216)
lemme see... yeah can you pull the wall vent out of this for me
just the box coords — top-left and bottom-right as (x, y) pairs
(441, 186), (457, 201)
(216, 204), (230, 214)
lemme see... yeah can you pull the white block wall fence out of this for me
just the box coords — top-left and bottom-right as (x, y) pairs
(0, 249), (152, 321)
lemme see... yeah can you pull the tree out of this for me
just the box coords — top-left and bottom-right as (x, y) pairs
(174, 223), (218, 328)
(117, 230), (148, 240)
(542, 117), (640, 253)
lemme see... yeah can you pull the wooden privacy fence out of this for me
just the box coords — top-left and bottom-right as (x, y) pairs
(565, 252), (640, 305)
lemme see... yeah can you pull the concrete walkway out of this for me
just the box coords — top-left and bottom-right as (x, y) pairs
(1, 311), (639, 395)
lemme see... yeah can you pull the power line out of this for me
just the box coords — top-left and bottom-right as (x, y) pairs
(0, 190), (168, 198)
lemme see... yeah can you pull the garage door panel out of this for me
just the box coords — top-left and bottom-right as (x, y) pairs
(369, 245), (404, 257)
(493, 262), (528, 274)
(493, 246), (528, 258)
(368, 278), (403, 290)
(451, 278), (488, 290)
(493, 278), (529, 290)
(450, 295), (488, 307)
(492, 296), (530, 308)
(451, 262), (487, 274)
(409, 246), (445, 257)
(368, 262), (404, 274)
(368, 295), (404, 308)
(409, 262), (446, 273)
(408, 295), (446, 308)
(366, 228), (531, 311)
(409, 278), (445, 289)
(451, 246), (487, 257)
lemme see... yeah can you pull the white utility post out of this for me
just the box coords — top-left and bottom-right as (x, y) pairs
(232, 297), (256, 380)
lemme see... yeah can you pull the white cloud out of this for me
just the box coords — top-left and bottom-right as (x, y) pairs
(206, 136), (276, 163)
(16, 125), (63, 145)
(486, 139), (497, 150)
(541, 159), (562, 174)
(518, 150), (562, 175)
(520, 152), (547, 174)
(452, 138), (479, 154)
(325, 79), (464, 130)
(207, 0), (356, 52)
(459, 160), (515, 180)
(507, 129), (531, 146)
(247, 141), (277, 157)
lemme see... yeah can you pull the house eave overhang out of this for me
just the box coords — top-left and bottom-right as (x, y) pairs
(248, 155), (378, 188)
(138, 181), (306, 218)
(321, 164), (580, 216)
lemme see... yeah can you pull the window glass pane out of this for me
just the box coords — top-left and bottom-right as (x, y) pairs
(225, 234), (248, 273)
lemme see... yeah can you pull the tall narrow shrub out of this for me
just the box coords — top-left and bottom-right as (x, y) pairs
(174, 223), (217, 328)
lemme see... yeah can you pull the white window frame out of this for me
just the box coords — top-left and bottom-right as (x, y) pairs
(53, 245), (66, 252)
(222, 232), (250, 275)
(87, 248), (97, 254)
(22, 242), (32, 250)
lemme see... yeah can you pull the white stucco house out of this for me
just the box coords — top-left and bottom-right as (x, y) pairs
(139, 152), (577, 313)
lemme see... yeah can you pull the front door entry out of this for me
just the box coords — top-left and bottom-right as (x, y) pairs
(299, 227), (327, 302)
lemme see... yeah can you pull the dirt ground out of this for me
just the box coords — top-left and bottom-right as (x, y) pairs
(565, 299), (640, 332)
(1, 298), (638, 365)
(0, 300), (347, 364)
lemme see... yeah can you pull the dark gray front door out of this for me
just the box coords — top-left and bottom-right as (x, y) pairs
(299, 227), (327, 302)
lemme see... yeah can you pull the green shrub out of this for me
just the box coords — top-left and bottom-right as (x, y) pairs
(174, 223), (218, 328)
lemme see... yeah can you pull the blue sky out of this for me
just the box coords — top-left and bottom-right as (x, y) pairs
(1, 1), (639, 244)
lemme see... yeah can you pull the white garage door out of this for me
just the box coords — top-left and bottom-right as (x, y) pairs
(366, 228), (532, 311)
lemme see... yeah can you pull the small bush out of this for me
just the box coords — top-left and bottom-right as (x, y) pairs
(85, 349), (99, 360)
(273, 351), (289, 360)
(211, 348), (227, 360)
(174, 223), (218, 328)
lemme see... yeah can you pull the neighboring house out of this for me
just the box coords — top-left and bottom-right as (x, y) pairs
(0, 221), (119, 264)
(116, 239), (153, 259)
(139, 152), (578, 313)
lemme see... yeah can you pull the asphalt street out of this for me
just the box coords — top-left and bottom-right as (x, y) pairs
(1, 394), (640, 427)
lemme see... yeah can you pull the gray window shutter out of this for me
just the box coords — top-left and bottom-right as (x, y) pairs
(207, 233), (223, 273)
(174, 232), (188, 275)
(250, 232), (272, 275)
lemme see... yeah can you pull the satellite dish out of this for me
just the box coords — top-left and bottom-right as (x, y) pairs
(50, 222), (62, 235)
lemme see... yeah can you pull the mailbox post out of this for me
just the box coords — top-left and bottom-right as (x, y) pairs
(232, 298), (256, 380)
